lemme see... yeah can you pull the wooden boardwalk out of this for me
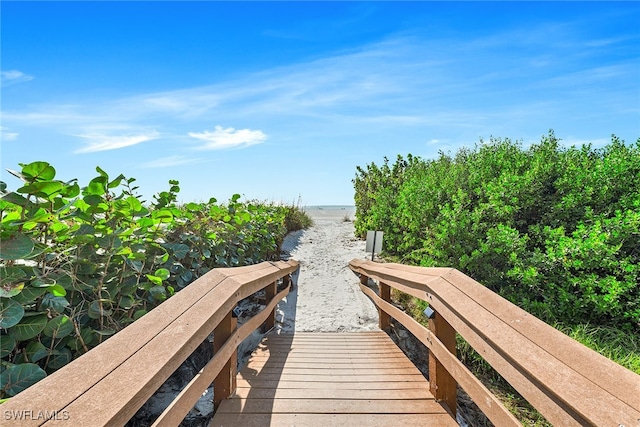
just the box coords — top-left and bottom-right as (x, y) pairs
(210, 331), (457, 426)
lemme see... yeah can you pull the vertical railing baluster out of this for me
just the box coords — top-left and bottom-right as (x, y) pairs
(213, 310), (237, 410)
(378, 282), (391, 331)
(428, 310), (457, 417)
(263, 280), (277, 332)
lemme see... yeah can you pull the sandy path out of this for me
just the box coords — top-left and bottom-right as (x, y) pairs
(275, 208), (379, 333)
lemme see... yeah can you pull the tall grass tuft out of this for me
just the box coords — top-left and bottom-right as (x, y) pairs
(283, 205), (314, 233)
(554, 323), (640, 374)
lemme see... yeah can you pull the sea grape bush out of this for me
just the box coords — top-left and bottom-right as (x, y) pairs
(0, 162), (307, 398)
(354, 132), (639, 331)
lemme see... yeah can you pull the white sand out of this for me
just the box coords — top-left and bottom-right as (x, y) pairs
(275, 207), (380, 333)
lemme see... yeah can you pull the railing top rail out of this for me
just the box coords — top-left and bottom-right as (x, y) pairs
(350, 258), (640, 426)
(2, 260), (298, 427)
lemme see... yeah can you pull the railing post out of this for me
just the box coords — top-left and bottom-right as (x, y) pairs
(262, 280), (277, 332)
(213, 310), (237, 410)
(428, 310), (457, 417)
(378, 282), (391, 331)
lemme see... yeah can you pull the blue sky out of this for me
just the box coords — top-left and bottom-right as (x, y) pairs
(1, 1), (639, 206)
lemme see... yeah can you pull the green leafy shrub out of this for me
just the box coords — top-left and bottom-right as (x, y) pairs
(0, 161), (309, 398)
(354, 132), (640, 332)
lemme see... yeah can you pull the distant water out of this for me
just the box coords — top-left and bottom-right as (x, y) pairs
(303, 205), (356, 221)
(305, 205), (355, 210)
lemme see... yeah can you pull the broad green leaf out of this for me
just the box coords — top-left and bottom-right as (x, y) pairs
(43, 315), (74, 338)
(149, 285), (167, 301)
(118, 295), (135, 309)
(108, 173), (125, 189)
(46, 348), (71, 370)
(146, 274), (162, 286)
(133, 309), (147, 320)
(185, 202), (202, 212)
(117, 246), (132, 256)
(40, 294), (69, 314)
(52, 273), (73, 290)
(97, 235), (122, 249)
(20, 161), (56, 182)
(25, 341), (48, 362)
(0, 233), (34, 260)
(73, 224), (95, 236)
(125, 258), (143, 273)
(125, 195), (142, 212)
(49, 284), (67, 297)
(85, 176), (107, 196)
(163, 243), (189, 259)
(61, 181), (80, 198)
(0, 191), (30, 207)
(0, 299), (25, 328)
(0, 266), (27, 285)
(9, 314), (48, 341)
(0, 283), (24, 298)
(0, 363), (47, 396)
(17, 181), (64, 198)
(68, 327), (95, 351)
(12, 286), (47, 304)
(152, 209), (174, 223)
(95, 165), (109, 179)
(88, 300), (112, 319)
(0, 335), (16, 358)
(180, 270), (193, 283)
(154, 268), (170, 280)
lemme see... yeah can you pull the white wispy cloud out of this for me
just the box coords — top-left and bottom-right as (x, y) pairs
(74, 131), (160, 153)
(1, 20), (637, 156)
(188, 126), (267, 150)
(142, 155), (202, 168)
(1, 70), (34, 87)
(0, 127), (19, 141)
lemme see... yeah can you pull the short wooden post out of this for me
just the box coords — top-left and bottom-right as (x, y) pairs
(428, 310), (457, 417)
(213, 310), (237, 410)
(378, 282), (391, 331)
(262, 281), (277, 332)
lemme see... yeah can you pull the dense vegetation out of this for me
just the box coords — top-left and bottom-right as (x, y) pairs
(354, 132), (639, 331)
(354, 131), (639, 422)
(0, 161), (311, 399)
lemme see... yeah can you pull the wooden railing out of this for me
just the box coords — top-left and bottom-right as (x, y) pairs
(1, 260), (299, 426)
(349, 259), (640, 427)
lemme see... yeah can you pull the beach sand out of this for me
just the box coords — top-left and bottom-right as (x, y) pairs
(275, 206), (379, 333)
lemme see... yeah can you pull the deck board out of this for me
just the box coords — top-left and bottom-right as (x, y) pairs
(210, 331), (456, 426)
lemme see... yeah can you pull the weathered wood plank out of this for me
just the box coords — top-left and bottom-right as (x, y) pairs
(216, 397), (447, 414)
(241, 367), (416, 376)
(231, 387), (433, 400)
(244, 359), (417, 370)
(237, 378), (429, 390)
(238, 373), (425, 382)
(235, 379), (432, 390)
(211, 413), (457, 427)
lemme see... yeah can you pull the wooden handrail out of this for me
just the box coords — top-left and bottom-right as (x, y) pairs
(350, 258), (640, 426)
(1, 260), (299, 426)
